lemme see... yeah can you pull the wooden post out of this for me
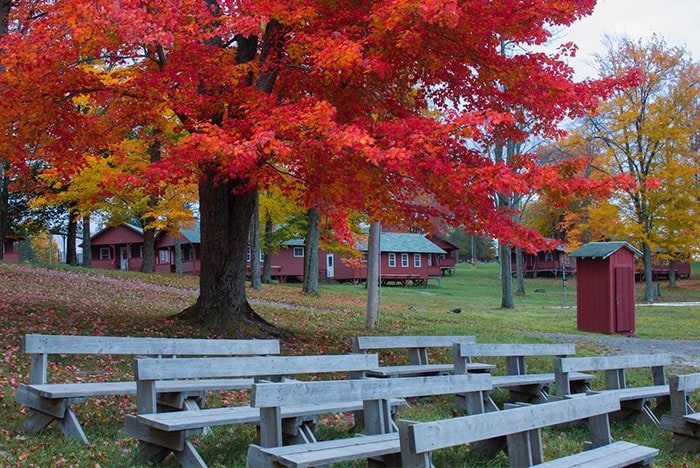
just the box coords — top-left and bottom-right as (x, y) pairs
(366, 221), (381, 329)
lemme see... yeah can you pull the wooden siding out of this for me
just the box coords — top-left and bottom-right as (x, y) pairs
(89, 225), (144, 272)
(2, 238), (21, 261)
(575, 247), (636, 335)
(511, 249), (573, 277)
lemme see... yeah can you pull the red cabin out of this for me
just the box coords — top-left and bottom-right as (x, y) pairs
(427, 233), (459, 275)
(2, 235), (23, 261)
(89, 224), (144, 271)
(154, 226), (201, 275)
(510, 245), (574, 277)
(569, 242), (641, 336)
(355, 232), (446, 286)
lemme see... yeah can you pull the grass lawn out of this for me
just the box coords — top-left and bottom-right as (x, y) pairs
(0, 260), (698, 467)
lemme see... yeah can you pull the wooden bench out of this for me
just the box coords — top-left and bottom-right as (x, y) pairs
(554, 354), (671, 425)
(353, 335), (491, 378)
(453, 342), (594, 412)
(124, 353), (408, 467)
(398, 392), (659, 467)
(660, 372), (700, 452)
(14, 334), (280, 444)
(246, 373), (492, 468)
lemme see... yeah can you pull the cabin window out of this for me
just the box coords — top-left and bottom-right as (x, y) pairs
(139, 246), (144, 258)
(159, 249), (170, 263)
(293, 246), (304, 257)
(259, 251), (265, 262)
(401, 253), (409, 268)
(246, 247), (251, 262)
(388, 252), (396, 267)
(99, 247), (111, 260)
(544, 252), (553, 262)
(428, 255), (433, 266)
(414, 253), (421, 267)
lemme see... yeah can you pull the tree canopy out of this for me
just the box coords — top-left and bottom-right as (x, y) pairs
(0, 0), (631, 335)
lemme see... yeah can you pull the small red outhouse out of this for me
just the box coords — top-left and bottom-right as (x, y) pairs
(568, 242), (642, 335)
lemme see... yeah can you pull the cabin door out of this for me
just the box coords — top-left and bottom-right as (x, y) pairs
(326, 254), (335, 278)
(120, 246), (128, 270)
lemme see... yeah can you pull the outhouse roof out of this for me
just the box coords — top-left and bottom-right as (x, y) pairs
(568, 241), (642, 259)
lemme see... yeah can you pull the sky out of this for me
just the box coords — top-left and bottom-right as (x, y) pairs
(548, 0), (700, 80)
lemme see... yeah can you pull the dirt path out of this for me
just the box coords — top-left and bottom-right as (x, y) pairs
(522, 331), (700, 370)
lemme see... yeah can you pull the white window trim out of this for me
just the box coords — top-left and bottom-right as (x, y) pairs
(388, 252), (396, 268)
(99, 247), (110, 260)
(414, 253), (421, 267)
(401, 253), (409, 268)
(293, 246), (304, 258)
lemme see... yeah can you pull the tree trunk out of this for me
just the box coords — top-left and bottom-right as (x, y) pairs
(175, 173), (282, 337)
(302, 206), (320, 296)
(250, 189), (262, 290)
(642, 242), (655, 302)
(499, 241), (514, 308)
(140, 224), (155, 273)
(0, 161), (8, 261)
(668, 258), (677, 288)
(66, 210), (78, 266)
(262, 211), (273, 284)
(174, 237), (183, 274)
(366, 221), (381, 329)
(515, 246), (525, 296)
(81, 215), (91, 268)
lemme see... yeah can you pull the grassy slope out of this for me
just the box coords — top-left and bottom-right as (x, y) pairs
(0, 261), (698, 467)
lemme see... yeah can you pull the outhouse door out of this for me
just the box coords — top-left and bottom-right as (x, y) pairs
(615, 265), (635, 333)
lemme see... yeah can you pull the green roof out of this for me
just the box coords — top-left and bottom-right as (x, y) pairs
(568, 241), (642, 259)
(361, 233), (446, 254)
(180, 224), (201, 243)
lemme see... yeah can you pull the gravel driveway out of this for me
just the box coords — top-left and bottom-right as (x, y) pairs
(522, 332), (700, 370)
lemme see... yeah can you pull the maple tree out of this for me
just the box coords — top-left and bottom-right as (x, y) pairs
(572, 35), (700, 301)
(0, 0), (629, 336)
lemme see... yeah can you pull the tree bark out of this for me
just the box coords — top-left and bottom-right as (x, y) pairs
(515, 246), (525, 296)
(302, 206), (320, 296)
(66, 210), (78, 266)
(174, 237), (183, 274)
(175, 173), (283, 337)
(262, 211), (273, 284)
(81, 215), (91, 268)
(499, 241), (514, 308)
(0, 161), (8, 260)
(250, 189), (262, 290)
(668, 258), (677, 288)
(140, 224), (155, 274)
(642, 242), (655, 302)
(366, 221), (381, 329)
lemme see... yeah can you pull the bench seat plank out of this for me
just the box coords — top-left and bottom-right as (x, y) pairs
(365, 363), (493, 378)
(683, 413), (700, 424)
(533, 440), (659, 467)
(255, 433), (399, 467)
(23, 378), (255, 399)
(589, 385), (670, 401)
(492, 372), (592, 389)
(136, 399), (406, 432)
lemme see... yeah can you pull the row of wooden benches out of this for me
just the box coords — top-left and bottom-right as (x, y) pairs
(14, 333), (700, 467)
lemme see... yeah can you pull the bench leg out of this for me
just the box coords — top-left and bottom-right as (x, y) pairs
(506, 429), (543, 466)
(22, 410), (56, 435)
(660, 416), (700, 452)
(58, 407), (89, 444)
(173, 439), (208, 468)
(135, 441), (173, 464)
